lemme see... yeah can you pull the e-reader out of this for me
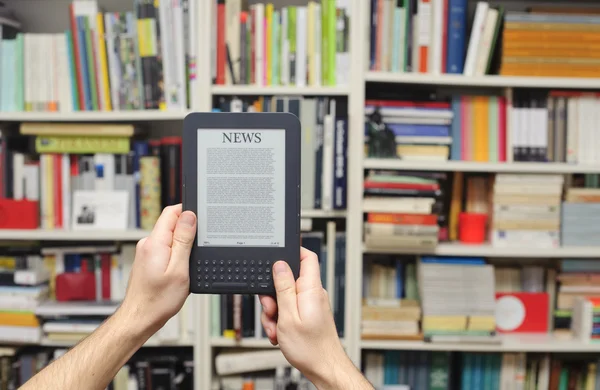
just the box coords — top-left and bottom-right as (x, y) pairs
(182, 112), (301, 295)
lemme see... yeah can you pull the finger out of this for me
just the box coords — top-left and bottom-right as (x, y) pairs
(261, 311), (278, 345)
(168, 211), (197, 274)
(272, 261), (299, 322)
(149, 204), (183, 248)
(297, 247), (323, 292)
(259, 295), (278, 319)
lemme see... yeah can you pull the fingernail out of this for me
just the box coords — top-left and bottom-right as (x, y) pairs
(179, 212), (196, 227)
(274, 261), (288, 275)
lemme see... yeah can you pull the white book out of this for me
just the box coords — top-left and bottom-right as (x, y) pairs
(463, 2), (489, 76)
(215, 350), (289, 375)
(364, 106), (453, 119)
(412, 14), (420, 72)
(43, 321), (101, 333)
(172, 0), (188, 109)
(474, 8), (498, 76)
(225, 0), (241, 85)
(314, 4), (322, 85)
(254, 295), (262, 339)
(281, 8), (289, 85)
(429, 0), (444, 74)
(159, 0), (175, 107)
(335, 0), (350, 84)
(321, 102), (335, 210)
(0, 326), (41, 344)
(381, 0), (391, 72)
(295, 7), (307, 87)
(14, 268), (50, 285)
(105, 14), (121, 110)
(567, 97), (579, 163)
(417, 0), (432, 72)
(300, 98), (317, 210)
(56, 34), (73, 112)
(254, 4), (264, 86)
(12, 152), (24, 200)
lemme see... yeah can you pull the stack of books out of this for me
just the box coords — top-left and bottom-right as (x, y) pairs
(214, 0), (349, 86)
(363, 171), (447, 250)
(0, 254), (48, 344)
(418, 257), (497, 343)
(491, 174), (563, 249)
(572, 296), (600, 343)
(365, 99), (453, 161)
(501, 12), (600, 78)
(556, 260), (600, 316)
(562, 187), (600, 246)
(361, 258), (421, 340)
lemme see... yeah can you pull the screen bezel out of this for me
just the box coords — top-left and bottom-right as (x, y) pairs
(183, 112), (301, 294)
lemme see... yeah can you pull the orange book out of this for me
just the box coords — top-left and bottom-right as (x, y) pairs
(418, 0), (431, 73)
(0, 312), (40, 327)
(472, 96), (489, 162)
(367, 213), (438, 225)
(503, 30), (600, 43)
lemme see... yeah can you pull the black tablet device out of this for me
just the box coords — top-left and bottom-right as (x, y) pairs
(182, 112), (301, 295)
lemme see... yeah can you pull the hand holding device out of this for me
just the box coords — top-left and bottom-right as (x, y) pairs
(120, 204), (197, 335)
(259, 248), (373, 390)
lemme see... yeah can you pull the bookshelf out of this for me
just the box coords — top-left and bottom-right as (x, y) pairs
(3, 0), (600, 388)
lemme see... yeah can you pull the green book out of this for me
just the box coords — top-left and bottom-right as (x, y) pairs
(326, 0), (336, 85)
(15, 34), (24, 112)
(429, 352), (450, 390)
(36, 136), (131, 154)
(272, 10), (280, 85)
(211, 295), (220, 337)
(321, 0), (328, 84)
(488, 96), (499, 162)
(288, 7), (297, 85)
(65, 30), (79, 111)
(83, 17), (99, 111)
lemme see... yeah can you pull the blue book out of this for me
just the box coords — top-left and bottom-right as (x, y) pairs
(421, 256), (486, 265)
(76, 16), (92, 111)
(369, 0), (377, 69)
(461, 354), (472, 390)
(386, 124), (451, 137)
(446, 0), (467, 73)
(450, 96), (462, 159)
(333, 118), (348, 209)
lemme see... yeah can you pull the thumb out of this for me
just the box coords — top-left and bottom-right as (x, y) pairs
(273, 261), (299, 322)
(169, 211), (197, 274)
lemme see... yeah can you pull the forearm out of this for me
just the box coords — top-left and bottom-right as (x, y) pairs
(22, 307), (152, 390)
(312, 354), (375, 390)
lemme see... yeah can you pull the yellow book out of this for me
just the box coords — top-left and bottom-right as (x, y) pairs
(0, 257), (16, 270)
(0, 312), (40, 327)
(449, 172), (464, 241)
(266, 4), (274, 85)
(36, 136), (130, 154)
(44, 255), (56, 300)
(307, 2), (316, 85)
(473, 96), (490, 162)
(587, 364), (596, 390)
(96, 13), (112, 111)
(44, 155), (55, 229)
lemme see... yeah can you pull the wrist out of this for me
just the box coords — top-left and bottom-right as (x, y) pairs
(112, 303), (157, 346)
(309, 349), (361, 390)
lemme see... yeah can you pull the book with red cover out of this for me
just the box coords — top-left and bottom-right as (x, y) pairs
(495, 292), (549, 333)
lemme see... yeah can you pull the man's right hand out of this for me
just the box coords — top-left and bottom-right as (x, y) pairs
(259, 248), (374, 390)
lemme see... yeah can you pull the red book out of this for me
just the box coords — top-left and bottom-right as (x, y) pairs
(364, 181), (439, 191)
(495, 292), (549, 333)
(498, 97), (507, 162)
(216, 1), (226, 85)
(54, 154), (63, 228)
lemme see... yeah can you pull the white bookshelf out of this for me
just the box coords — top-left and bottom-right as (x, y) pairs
(3, 0), (600, 388)
(362, 243), (600, 259)
(0, 110), (190, 122)
(361, 334), (600, 353)
(365, 71), (600, 90)
(40, 337), (194, 348)
(211, 85), (350, 96)
(364, 159), (600, 174)
(0, 229), (149, 241)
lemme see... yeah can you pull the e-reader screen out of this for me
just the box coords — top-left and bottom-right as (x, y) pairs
(197, 129), (286, 248)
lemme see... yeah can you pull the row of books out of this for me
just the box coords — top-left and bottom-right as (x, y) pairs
(212, 230), (346, 339)
(500, 9), (600, 78)
(0, 123), (182, 231)
(0, 0), (195, 113)
(0, 347), (193, 389)
(0, 244), (194, 345)
(215, 96), (348, 211)
(213, 0), (349, 87)
(363, 351), (599, 390)
(368, 0), (501, 76)
(366, 90), (600, 164)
